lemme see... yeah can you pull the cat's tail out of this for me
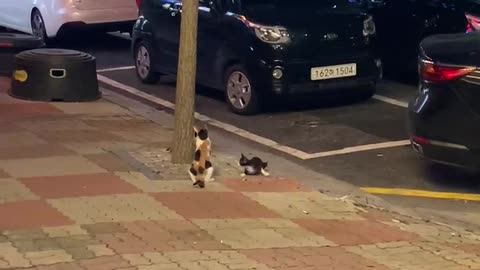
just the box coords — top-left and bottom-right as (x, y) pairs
(262, 162), (268, 168)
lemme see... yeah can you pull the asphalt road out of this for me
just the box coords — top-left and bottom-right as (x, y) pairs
(48, 32), (480, 223)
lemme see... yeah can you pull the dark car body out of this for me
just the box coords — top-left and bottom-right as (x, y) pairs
(408, 31), (480, 170)
(370, 0), (480, 74)
(131, 0), (382, 114)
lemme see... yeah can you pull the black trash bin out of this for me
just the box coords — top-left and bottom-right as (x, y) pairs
(10, 48), (101, 102)
(0, 33), (45, 75)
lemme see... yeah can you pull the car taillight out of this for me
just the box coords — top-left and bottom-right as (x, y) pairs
(466, 13), (480, 33)
(136, 0), (141, 7)
(419, 58), (475, 82)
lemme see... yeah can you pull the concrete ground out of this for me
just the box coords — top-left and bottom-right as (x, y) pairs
(2, 75), (480, 269)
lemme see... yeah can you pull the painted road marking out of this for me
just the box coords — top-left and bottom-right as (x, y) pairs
(362, 187), (480, 202)
(97, 74), (411, 160)
(108, 31), (132, 41)
(373, 94), (408, 108)
(97, 66), (135, 73)
(307, 140), (411, 159)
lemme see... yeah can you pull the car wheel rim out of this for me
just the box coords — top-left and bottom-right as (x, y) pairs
(32, 13), (45, 40)
(136, 46), (151, 79)
(227, 71), (252, 110)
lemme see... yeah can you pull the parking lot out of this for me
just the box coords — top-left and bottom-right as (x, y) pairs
(41, 32), (480, 223)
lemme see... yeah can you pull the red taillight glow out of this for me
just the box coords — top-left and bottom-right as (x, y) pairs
(411, 136), (430, 145)
(419, 59), (475, 82)
(0, 42), (13, 48)
(136, 0), (141, 7)
(466, 13), (480, 32)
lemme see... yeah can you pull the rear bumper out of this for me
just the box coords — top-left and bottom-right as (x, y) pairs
(408, 90), (480, 170)
(409, 135), (479, 170)
(47, 5), (137, 36)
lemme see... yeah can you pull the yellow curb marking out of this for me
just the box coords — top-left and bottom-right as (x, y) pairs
(361, 187), (480, 202)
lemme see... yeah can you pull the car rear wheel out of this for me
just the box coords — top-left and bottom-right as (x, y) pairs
(224, 65), (261, 115)
(357, 83), (376, 101)
(31, 10), (47, 44)
(134, 41), (160, 84)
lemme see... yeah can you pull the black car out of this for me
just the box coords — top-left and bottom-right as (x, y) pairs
(370, 0), (480, 74)
(408, 31), (480, 171)
(132, 0), (383, 115)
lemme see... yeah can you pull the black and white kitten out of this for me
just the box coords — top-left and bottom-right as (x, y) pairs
(238, 153), (270, 176)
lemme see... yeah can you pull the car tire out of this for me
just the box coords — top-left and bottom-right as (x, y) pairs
(134, 40), (160, 84)
(224, 65), (262, 115)
(31, 9), (48, 44)
(357, 84), (376, 101)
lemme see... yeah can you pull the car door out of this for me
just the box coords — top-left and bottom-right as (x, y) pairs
(147, 0), (182, 74)
(0, 0), (32, 33)
(196, 0), (223, 87)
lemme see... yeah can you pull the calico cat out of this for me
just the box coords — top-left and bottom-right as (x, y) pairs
(238, 153), (270, 176)
(188, 125), (214, 188)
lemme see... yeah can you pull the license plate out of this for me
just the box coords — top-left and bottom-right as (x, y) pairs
(311, 63), (357, 81)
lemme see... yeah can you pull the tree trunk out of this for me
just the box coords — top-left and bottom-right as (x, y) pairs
(171, 0), (199, 164)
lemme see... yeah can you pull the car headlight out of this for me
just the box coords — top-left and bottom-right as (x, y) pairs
(254, 26), (290, 44)
(236, 15), (291, 44)
(363, 15), (376, 36)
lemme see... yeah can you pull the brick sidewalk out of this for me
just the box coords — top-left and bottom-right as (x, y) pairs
(1, 76), (480, 270)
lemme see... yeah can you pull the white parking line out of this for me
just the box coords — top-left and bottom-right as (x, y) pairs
(373, 94), (408, 108)
(97, 66), (135, 73)
(108, 31), (132, 41)
(97, 74), (411, 160)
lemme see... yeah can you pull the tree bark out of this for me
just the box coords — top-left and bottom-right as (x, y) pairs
(171, 0), (199, 164)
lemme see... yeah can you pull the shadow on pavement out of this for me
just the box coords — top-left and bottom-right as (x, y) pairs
(425, 163), (480, 193)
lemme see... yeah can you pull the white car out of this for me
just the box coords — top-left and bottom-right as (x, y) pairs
(0, 0), (138, 42)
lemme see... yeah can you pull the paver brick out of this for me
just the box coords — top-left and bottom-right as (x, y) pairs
(418, 242), (480, 269)
(25, 250), (73, 266)
(193, 218), (335, 249)
(115, 172), (231, 192)
(65, 247), (96, 260)
(0, 132), (47, 148)
(78, 255), (131, 270)
(346, 242), (470, 270)
(42, 226), (89, 238)
(245, 192), (364, 220)
(62, 142), (141, 155)
(0, 243), (31, 268)
(98, 220), (228, 253)
(21, 173), (140, 199)
(81, 223), (128, 235)
(163, 250), (274, 270)
(295, 218), (419, 246)
(48, 194), (182, 224)
(0, 156), (107, 178)
(34, 262), (85, 270)
(87, 245), (116, 257)
(84, 153), (136, 172)
(383, 220), (480, 244)
(152, 192), (280, 219)
(0, 144), (74, 160)
(222, 177), (312, 192)
(0, 178), (39, 204)
(0, 201), (72, 230)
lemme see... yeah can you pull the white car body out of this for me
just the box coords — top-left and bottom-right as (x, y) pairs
(0, 0), (138, 38)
